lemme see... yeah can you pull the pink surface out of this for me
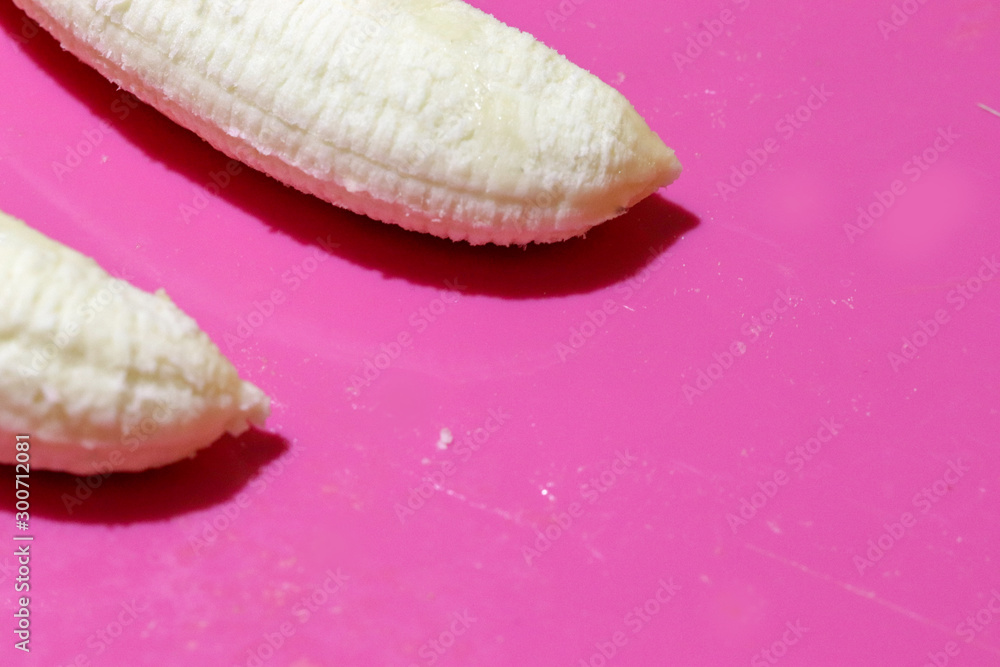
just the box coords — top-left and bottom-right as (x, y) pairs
(2, 1), (1000, 665)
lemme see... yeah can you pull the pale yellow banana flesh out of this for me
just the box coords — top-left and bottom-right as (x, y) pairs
(0, 211), (270, 475)
(13, 0), (682, 245)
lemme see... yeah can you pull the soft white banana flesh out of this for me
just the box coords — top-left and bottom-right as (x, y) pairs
(13, 0), (682, 245)
(0, 211), (270, 475)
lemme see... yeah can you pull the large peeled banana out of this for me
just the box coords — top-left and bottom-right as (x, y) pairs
(14, 0), (682, 245)
(0, 211), (270, 475)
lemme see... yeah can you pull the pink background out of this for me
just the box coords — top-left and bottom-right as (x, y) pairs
(2, 1), (999, 665)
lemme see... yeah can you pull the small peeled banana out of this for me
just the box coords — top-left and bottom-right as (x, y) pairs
(13, 0), (682, 245)
(0, 210), (270, 475)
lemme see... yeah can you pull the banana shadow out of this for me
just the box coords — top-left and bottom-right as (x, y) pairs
(0, 429), (289, 524)
(2, 3), (699, 299)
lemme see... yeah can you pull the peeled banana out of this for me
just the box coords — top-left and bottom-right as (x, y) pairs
(13, 0), (682, 245)
(0, 210), (270, 475)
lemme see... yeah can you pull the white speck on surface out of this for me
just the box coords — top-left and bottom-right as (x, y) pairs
(436, 427), (453, 450)
(767, 521), (782, 534)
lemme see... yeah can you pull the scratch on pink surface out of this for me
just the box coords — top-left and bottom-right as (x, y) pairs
(744, 543), (1000, 656)
(437, 486), (523, 525)
(715, 222), (784, 251)
(978, 103), (1000, 118)
(671, 459), (715, 479)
